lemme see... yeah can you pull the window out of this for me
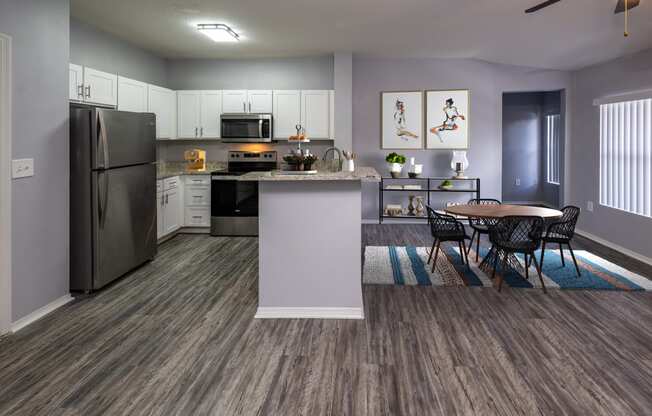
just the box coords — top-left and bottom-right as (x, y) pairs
(546, 114), (561, 185)
(599, 98), (652, 218)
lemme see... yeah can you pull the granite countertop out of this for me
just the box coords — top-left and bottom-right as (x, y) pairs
(156, 161), (226, 180)
(239, 167), (381, 182)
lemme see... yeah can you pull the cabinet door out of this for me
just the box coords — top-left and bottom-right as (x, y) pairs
(148, 85), (175, 139)
(273, 90), (301, 139)
(301, 90), (330, 139)
(69, 64), (84, 101)
(222, 90), (248, 113)
(163, 189), (181, 234)
(118, 76), (148, 112)
(83, 67), (118, 107)
(156, 192), (164, 239)
(247, 90), (273, 113)
(177, 91), (201, 138)
(200, 90), (222, 138)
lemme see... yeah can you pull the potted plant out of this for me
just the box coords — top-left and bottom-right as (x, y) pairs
(385, 152), (406, 178)
(438, 179), (454, 190)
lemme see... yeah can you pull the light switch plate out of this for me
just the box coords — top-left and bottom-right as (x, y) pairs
(587, 201), (594, 212)
(515, 178), (521, 186)
(12, 158), (34, 179)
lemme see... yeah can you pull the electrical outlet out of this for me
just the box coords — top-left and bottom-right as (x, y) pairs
(587, 201), (594, 212)
(12, 158), (34, 179)
(515, 178), (521, 186)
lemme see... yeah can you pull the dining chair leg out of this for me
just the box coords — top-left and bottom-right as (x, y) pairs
(524, 253), (530, 280)
(568, 242), (581, 277)
(457, 242), (465, 265)
(427, 239), (436, 264)
(540, 241), (547, 271)
(531, 252), (548, 294)
(498, 251), (508, 292)
(431, 240), (441, 274)
(475, 231), (481, 262)
(492, 248), (500, 279)
(559, 243), (566, 267)
(461, 240), (470, 269)
(467, 229), (477, 256)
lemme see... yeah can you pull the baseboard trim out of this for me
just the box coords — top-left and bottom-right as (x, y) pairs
(11, 294), (73, 333)
(363, 219), (380, 224)
(255, 307), (364, 320)
(575, 229), (652, 267)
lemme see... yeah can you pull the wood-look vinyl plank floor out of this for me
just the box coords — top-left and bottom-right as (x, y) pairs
(0, 226), (651, 415)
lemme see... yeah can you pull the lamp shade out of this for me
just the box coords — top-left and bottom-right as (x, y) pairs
(450, 151), (469, 171)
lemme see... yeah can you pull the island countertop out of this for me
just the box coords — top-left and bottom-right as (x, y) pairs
(239, 167), (381, 182)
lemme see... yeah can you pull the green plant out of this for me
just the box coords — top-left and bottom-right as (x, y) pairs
(440, 180), (453, 187)
(385, 152), (406, 164)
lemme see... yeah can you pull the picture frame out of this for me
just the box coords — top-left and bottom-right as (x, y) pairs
(425, 89), (469, 149)
(381, 91), (423, 149)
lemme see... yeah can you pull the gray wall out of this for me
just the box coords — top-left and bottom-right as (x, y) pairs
(502, 92), (543, 203)
(352, 56), (571, 220)
(70, 17), (168, 87)
(570, 48), (652, 259)
(167, 56), (333, 90)
(0, 0), (70, 321)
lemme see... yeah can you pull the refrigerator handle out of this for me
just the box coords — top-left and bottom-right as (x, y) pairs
(97, 171), (109, 228)
(96, 111), (110, 169)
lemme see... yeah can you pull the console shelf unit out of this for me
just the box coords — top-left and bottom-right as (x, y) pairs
(379, 177), (481, 223)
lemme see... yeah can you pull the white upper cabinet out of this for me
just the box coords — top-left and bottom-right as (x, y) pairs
(148, 85), (176, 139)
(200, 91), (222, 138)
(177, 91), (201, 138)
(69, 64), (84, 102)
(118, 76), (148, 112)
(273, 90), (301, 139)
(247, 90), (273, 113)
(222, 90), (248, 113)
(301, 90), (330, 139)
(83, 67), (118, 107)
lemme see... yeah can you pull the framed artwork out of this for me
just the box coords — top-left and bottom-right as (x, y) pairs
(381, 91), (423, 149)
(425, 89), (469, 149)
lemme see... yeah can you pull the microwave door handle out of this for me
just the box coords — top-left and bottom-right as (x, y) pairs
(258, 119), (263, 138)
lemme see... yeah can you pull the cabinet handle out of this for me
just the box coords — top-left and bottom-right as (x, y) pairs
(77, 85), (84, 99)
(200, 127), (204, 137)
(161, 195), (164, 206)
(243, 102), (246, 112)
(195, 127), (198, 137)
(248, 102), (251, 113)
(165, 194), (169, 204)
(192, 216), (202, 219)
(85, 85), (91, 98)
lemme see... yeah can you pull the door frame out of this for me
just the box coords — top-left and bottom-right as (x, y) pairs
(0, 33), (12, 334)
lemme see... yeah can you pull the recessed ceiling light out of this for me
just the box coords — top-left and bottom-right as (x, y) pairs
(197, 23), (240, 42)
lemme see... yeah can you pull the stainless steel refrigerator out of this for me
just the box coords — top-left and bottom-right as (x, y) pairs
(70, 105), (157, 292)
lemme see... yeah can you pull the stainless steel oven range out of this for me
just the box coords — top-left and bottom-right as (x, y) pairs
(210, 151), (277, 236)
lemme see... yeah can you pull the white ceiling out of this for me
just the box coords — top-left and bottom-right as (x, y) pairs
(71, 0), (652, 70)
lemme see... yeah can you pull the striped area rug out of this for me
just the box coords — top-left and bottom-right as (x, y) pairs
(363, 245), (652, 291)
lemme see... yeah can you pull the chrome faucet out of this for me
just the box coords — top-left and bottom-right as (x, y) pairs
(322, 147), (343, 172)
(322, 147), (342, 161)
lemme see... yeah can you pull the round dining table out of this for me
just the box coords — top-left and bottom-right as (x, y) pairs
(443, 204), (563, 275)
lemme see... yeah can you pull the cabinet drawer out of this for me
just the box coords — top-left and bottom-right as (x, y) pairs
(184, 186), (210, 206)
(184, 175), (210, 186)
(163, 176), (180, 190)
(184, 207), (210, 227)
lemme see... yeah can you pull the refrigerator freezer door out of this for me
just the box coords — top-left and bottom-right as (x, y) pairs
(92, 163), (157, 290)
(92, 109), (156, 170)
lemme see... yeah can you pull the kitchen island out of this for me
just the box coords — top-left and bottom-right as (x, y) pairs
(241, 168), (381, 319)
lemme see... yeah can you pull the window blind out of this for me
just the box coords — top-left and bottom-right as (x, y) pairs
(599, 99), (652, 218)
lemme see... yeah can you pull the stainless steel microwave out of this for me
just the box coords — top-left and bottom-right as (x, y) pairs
(220, 113), (273, 143)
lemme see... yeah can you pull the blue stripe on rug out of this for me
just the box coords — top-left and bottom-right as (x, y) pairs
(406, 246), (432, 286)
(441, 244), (484, 286)
(477, 247), (533, 288)
(388, 246), (405, 285)
(535, 249), (643, 291)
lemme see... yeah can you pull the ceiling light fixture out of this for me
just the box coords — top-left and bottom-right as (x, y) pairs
(197, 23), (240, 42)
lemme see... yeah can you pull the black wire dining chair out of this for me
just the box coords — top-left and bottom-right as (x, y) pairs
(488, 215), (547, 293)
(426, 205), (470, 273)
(540, 205), (581, 277)
(466, 198), (502, 262)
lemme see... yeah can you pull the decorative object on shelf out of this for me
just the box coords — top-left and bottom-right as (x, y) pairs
(283, 153), (318, 172)
(415, 196), (425, 217)
(407, 195), (416, 216)
(385, 204), (403, 217)
(385, 152), (406, 178)
(450, 151), (469, 179)
(408, 157), (423, 178)
(342, 150), (356, 172)
(403, 184), (423, 190)
(385, 185), (404, 190)
(438, 180), (454, 190)
(381, 91), (423, 149)
(426, 89), (469, 149)
(288, 124), (308, 142)
(184, 148), (206, 172)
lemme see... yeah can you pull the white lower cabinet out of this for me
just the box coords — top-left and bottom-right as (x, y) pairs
(183, 175), (211, 227)
(157, 177), (183, 239)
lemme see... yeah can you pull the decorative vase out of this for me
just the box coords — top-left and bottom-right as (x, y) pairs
(407, 195), (416, 216)
(388, 162), (403, 178)
(414, 196), (425, 217)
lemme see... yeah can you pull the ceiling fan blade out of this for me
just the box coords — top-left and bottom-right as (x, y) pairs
(525, 0), (563, 14)
(615, 0), (640, 14)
